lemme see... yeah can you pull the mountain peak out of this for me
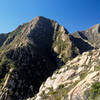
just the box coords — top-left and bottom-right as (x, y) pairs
(0, 16), (99, 100)
(35, 16), (48, 20)
(73, 23), (100, 48)
(31, 16), (51, 23)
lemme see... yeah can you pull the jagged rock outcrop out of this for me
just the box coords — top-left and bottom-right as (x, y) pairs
(32, 49), (100, 100)
(26, 24), (100, 100)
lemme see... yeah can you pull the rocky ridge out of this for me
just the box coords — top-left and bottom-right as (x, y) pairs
(31, 48), (100, 100)
(73, 24), (100, 48)
(0, 16), (99, 100)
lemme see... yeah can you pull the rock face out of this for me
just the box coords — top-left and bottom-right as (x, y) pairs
(0, 16), (80, 100)
(33, 49), (100, 100)
(73, 24), (100, 48)
(0, 33), (8, 47)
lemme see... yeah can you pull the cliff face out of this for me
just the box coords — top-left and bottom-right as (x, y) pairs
(33, 49), (100, 100)
(0, 16), (80, 100)
(27, 23), (100, 100)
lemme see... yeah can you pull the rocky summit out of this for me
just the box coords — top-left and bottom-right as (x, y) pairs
(73, 24), (100, 48)
(0, 16), (100, 100)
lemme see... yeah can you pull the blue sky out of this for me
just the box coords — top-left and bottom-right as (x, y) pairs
(0, 0), (100, 33)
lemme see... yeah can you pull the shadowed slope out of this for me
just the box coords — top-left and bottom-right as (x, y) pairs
(0, 16), (79, 100)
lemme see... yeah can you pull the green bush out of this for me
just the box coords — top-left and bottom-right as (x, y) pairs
(95, 66), (100, 71)
(85, 82), (100, 100)
(89, 82), (100, 100)
(80, 72), (87, 80)
(41, 85), (68, 100)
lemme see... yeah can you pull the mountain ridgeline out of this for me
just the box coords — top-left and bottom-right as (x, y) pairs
(0, 16), (99, 100)
(73, 24), (100, 48)
(0, 16), (79, 100)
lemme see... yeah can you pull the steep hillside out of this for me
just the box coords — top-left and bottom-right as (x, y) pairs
(0, 16), (80, 100)
(73, 24), (100, 48)
(0, 33), (8, 47)
(33, 48), (100, 100)
(27, 24), (100, 100)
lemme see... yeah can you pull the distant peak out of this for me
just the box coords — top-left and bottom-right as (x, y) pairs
(89, 24), (100, 33)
